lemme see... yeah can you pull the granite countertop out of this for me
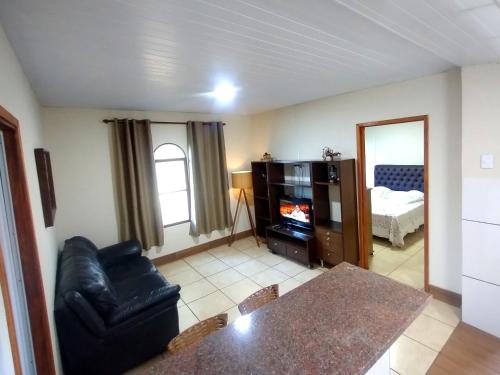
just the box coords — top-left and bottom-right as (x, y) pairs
(147, 262), (430, 375)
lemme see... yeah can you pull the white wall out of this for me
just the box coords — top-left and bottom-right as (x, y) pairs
(42, 108), (258, 259)
(461, 64), (500, 336)
(251, 70), (462, 293)
(365, 121), (424, 187)
(0, 26), (61, 372)
(462, 64), (500, 179)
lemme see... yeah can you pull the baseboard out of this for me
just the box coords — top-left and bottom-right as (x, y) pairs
(429, 284), (462, 308)
(152, 229), (255, 266)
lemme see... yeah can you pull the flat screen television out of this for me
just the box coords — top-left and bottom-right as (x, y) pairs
(279, 197), (313, 230)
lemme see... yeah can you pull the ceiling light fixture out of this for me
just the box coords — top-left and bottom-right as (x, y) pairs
(210, 82), (238, 103)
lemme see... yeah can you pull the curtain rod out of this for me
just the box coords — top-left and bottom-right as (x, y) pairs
(102, 119), (226, 126)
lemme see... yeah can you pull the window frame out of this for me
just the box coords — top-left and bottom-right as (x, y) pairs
(153, 143), (191, 228)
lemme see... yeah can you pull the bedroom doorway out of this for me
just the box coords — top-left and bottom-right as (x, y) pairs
(356, 115), (429, 292)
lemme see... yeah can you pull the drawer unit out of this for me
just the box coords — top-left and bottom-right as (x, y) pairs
(266, 226), (315, 268)
(321, 246), (343, 266)
(287, 244), (309, 264)
(268, 237), (287, 256)
(316, 228), (343, 265)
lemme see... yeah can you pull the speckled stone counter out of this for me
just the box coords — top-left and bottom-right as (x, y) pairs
(147, 262), (430, 375)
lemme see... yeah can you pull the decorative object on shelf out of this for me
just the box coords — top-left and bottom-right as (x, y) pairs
(229, 170), (260, 247)
(322, 147), (342, 161)
(322, 147), (334, 161)
(328, 165), (339, 183)
(34, 148), (57, 227)
(261, 152), (272, 161)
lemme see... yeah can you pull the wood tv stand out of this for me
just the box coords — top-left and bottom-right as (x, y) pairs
(266, 225), (315, 268)
(251, 159), (359, 268)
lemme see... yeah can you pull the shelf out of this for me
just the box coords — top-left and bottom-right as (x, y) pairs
(254, 195), (269, 201)
(314, 181), (340, 186)
(315, 220), (342, 233)
(257, 216), (271, 221)
(270, 182), (312, 188)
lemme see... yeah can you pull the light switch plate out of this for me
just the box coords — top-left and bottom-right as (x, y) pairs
(481, 154), (494, 169)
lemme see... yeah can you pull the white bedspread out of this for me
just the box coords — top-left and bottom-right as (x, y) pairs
(371, 187), (424, 247)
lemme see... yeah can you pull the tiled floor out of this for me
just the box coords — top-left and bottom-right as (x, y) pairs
(131, 236), (460, 375)
(369, 230), (425, 290)
(156, 237), (326, 329)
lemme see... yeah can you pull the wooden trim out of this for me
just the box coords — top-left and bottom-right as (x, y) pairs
(429, 284), (462, 308)
(355, 125), (367, 269)
(356, 115), (430, 292)
(423, 116), (429, 291)
(153, 229), (254, 266)
(0, 243), (22, 375)
(0, 105), (56, 375)
(0, 106), (18, 130)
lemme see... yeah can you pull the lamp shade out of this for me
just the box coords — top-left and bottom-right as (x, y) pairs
(231, 171), (252, 189)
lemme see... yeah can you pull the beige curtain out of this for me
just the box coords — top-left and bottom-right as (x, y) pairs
(187, 121), (232, 236)
(111, 119), (164, 249)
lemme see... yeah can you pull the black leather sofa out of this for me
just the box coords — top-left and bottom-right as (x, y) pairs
(55, 236), (180, 375)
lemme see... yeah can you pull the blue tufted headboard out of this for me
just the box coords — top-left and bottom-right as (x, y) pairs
(374, 165), (424, 192)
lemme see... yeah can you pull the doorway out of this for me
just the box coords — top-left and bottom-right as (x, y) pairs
(0, 105), (55, 374)
(356, 115), (429, 291)
(0, 131), (36, 374)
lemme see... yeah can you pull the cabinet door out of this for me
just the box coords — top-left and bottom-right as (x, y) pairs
(319, 232), (343, 265)
(286, 243), (309, 264)
(268, 237), (286, 256)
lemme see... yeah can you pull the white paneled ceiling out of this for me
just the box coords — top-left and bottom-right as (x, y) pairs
(1, 0), (499, 114)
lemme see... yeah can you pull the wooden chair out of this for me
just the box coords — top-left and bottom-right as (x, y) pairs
(167, 313), (228, 354)
(238, 284), (279, 315)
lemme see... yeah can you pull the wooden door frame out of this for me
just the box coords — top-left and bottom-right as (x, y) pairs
(0, 105), (55, 374)
(356, 115), (429, 292)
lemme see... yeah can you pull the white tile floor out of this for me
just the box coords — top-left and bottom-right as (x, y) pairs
(156, 237), (327, 331)
(369, 230), (425, 290)
(132, 236), (460, 375)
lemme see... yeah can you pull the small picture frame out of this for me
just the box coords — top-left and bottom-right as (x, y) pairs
(34, 148), (56, 227)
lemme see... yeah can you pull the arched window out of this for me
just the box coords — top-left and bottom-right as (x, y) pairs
(154, 143), (190, 226)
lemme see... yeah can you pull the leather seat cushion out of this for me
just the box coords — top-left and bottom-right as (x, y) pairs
(107, 272), (180, 325)
(113, 271), (169, 303)
(105, 256), (156, 283)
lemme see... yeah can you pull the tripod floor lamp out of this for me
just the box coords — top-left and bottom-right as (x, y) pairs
(229, 171), (260, 247)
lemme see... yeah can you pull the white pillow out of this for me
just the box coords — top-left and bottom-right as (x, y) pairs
(387, 190), (424, 204)
(371, 186), (391, 200)
(406, 190), (424, 203)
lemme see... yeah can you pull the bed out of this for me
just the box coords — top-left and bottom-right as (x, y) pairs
(371, 165), (424, 247)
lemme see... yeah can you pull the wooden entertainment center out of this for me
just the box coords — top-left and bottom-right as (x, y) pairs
(251, 159), (359, 268)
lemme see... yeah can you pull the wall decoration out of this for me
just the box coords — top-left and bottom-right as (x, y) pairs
(322, 147), (341, 161)
(34, 148), (56, 227)
(261, 152), (273, 161)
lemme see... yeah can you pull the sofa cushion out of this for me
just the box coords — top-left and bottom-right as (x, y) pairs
(108, 272), (179, 325)
(59, 237), (118, 317)
(105, 256), (156, 283)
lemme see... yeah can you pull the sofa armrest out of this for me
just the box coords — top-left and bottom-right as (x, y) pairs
(98, 240), (142, 267)
(107, 284), (180, 326)
(64, 291), (107, 337)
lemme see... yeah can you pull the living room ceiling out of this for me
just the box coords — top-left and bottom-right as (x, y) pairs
(1, 0), (500, 114)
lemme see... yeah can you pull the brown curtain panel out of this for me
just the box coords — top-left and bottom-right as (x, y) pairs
(111, 119), (164, 249)
(187, 121), (232, 236)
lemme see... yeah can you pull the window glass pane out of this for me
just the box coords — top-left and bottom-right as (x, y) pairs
(154, 144), (185, 160)
(159, 191), (189, 225)
(156, 160), (187, 193)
